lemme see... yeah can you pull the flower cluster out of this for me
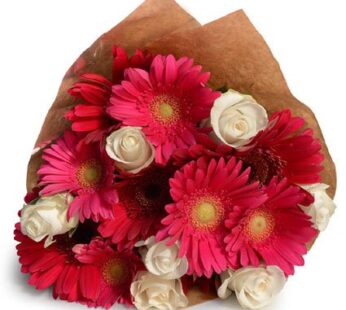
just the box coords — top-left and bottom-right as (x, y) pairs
(15, 47), (336, 310)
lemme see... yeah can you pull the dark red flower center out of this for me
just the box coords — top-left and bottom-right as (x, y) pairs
(54, 221), (98, 263)
(121, 169), (172, 219)
(102, 257), (129, 285)
(241, 148), (286, 185)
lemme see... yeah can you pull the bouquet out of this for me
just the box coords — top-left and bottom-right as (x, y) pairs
(15, 1), (337, 309)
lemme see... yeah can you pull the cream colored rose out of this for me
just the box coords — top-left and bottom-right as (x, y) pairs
(136, 237), (188, 280)
(230, 266), (286, 310)
(131, 271), (188, 310)
(217, 269), (235, 299)
(210, 90), (268, 147)
(106, 127), (154, 174)
(301, 183), (336, 231)
(20, 193), (78, 247)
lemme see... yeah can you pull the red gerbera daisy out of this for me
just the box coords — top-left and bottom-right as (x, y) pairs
(98, 167), (172, 250)
(73, 239), (142, 308)
(38, 131), (118, 222)
(237, 109), (324, 185)
(112, 46), (153, 83)
(65, 73), (113, 143)
(156, 157), (267, 277)
(107, 54), (220, 164)
(14, 221), (99, 304)
(225, 177), (317, 276)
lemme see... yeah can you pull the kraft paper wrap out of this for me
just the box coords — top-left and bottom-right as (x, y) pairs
(25, 0), (337, 307)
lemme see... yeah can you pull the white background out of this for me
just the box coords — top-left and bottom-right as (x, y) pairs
(0, 0), (345, 309)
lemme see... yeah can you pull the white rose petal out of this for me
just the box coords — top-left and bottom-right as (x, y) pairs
(210, 90), (268, 148)
(301, 183), (336, 231)
(106, 127), (154, 174)
(131, 271), (188, 310)
(136, 237), (188, 280)
(217, 269), (235, 299)
(20, 193), (78, 247)
(230, 266), (286, 310)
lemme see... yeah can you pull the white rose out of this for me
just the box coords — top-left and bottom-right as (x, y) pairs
(217, 269), (235, 299)
(210, 89), (268, 147)
(20, 193), (78, 247)
(136, 237), (188, 280)
(230, 266), (286, 310)
(301, 183), (336, 231)
(106, 126), (154, 174)
(131, 271), (188, 310)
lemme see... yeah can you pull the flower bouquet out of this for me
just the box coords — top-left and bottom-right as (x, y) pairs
(16, 0), (337, 309)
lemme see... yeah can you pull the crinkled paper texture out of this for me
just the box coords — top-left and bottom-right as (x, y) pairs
(26, 0), (336, 306)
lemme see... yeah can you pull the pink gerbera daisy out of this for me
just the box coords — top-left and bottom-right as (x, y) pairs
(107, 54), (220, 164)
(225, 177), (317, 276)
(73, 239), (142, 308)
(14, 221), (100, 304)
(98, 167), (172, 250)
(237, 109), (324, 185)
(38, 131), (118, 222)
(156, 157), (267, 277)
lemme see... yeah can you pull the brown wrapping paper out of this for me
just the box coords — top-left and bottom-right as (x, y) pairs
(25, 1), (336, 307)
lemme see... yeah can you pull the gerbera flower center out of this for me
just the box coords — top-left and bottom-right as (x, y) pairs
(55, 220), (98, 262)
(150, 94), (181, 125)
(190, 194), (225, 231)
(102, 258), (128, 285)
(121, 169), (172, 219)
(245, 209), (275, 242)
(76, 159), (103, 188)
(241, 149), (286, 185)
(159, 103), (174, 118)
(196, 202), (217, 224)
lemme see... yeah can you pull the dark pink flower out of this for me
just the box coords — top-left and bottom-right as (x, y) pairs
(38, 131), (118, 222)
(157, 157), (266, 277)
(108, 55), (220, 164)
(225, 177), (317, 276)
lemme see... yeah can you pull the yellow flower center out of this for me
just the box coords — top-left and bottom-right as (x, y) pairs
(76, 159), (102, 188)
(196, 202), (217, 224)
(190, 196), (224, 231)
(245, 209), (275, 242)
(102, 259), (128, 285)
(159, 103), (174, 119)
(150, 94), (181, 125)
